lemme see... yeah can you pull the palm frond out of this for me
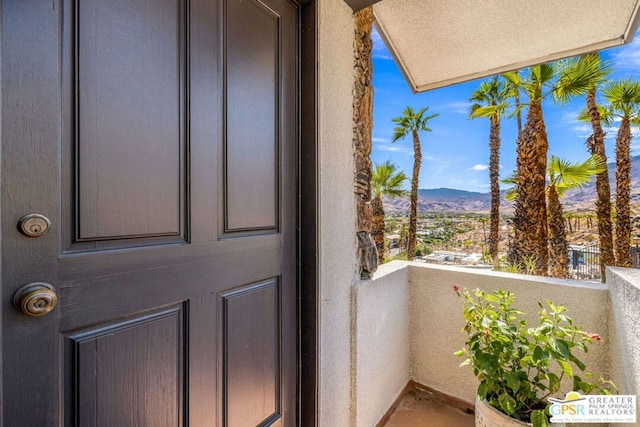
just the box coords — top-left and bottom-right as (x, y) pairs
(577, 104), (614, 126)
(372, 160), (408, 198)
(504, 188), (516, 202)
(417, 112), (438, 132)
(468, 102), (482, 117)
(532, 63), (557, 86)
(501, 71), (521, 88)
(548, 154), (606, 193)
(554, 55), (611, 104)
(577, 107), (590, 123)
(507, 103), (528, 120)
(602, 79), (640, 117)
(517, 64), (556, 101)
(468, 76), (510, 120)
(391, 105), (438, 141)
(469, 89), (490, 104)
(501, 173), (517, 202)
(392, 126), (409, 142)
(469, 104), (504, 119)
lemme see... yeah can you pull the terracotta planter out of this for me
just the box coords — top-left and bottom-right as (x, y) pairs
(475, 395), (565, 427)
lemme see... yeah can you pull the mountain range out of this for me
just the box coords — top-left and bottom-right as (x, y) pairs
(383, 155), (640, 213)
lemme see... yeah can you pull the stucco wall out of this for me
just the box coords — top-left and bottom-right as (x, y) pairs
(607, 267), (640, 411)
(317, 0), (358, 425)
(409, 263), (612, 404)
(354, 261), (410, 427)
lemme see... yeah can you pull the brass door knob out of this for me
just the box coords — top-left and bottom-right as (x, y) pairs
(13, 283), (58, 317)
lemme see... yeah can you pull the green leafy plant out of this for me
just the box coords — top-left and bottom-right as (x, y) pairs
(497, 262), (523, 274)
(454, 287), (616, 427)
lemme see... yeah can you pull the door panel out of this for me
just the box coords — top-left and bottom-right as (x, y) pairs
(76, 0), (184, 241)
(67, 306), (185, 427)
(2, 0), (298, 425)
(225, 0), (279, 233)
(222, 280), (280, 426)
(68, 0), (187, 249)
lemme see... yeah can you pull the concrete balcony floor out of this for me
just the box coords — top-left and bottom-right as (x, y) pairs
(383, 385), (474, 427)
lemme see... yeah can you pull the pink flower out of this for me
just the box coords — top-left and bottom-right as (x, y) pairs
(453, 284), (460, 293)
(586, 333), (602, 341)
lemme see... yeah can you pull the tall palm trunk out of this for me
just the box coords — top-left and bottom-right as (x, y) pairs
(353, 7), (377, 278)
(511, 100), (549, 275)
(615, 116), (632, 267)
(514, 70), (523, 136)
(408, 129), (422, 260)
(586, 89), (614, 281)
(565, 213), (573, 233)
(547, 186), (569, 278)
(371, 195), (386, 264)
(489, 116), (501, 268)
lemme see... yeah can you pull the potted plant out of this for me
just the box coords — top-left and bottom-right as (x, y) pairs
(453, 286), (617, 427)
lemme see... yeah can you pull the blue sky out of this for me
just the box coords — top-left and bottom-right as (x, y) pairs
(371, 29), (640, 193)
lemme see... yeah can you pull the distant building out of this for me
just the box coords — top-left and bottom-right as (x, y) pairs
(422, 250), (468, 264)
(385, 234), (401, 248)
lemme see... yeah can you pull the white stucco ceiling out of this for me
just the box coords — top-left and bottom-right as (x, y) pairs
(373, 0), (640, 92)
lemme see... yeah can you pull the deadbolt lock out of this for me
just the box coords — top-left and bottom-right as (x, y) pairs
(18, 214), (51, 238)
(13, 283), (58, 317)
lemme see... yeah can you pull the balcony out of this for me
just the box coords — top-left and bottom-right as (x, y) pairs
(353, 261), (640, 426)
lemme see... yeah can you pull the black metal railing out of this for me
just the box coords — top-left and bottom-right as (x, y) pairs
(569, 245), (601, 281)
(567, 244), (640, 281)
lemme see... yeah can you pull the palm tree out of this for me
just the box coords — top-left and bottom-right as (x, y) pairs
(502, 70), (523, 135)
(504, 154), (605, 278)
(581, 52), (614, 282)
(564, 212), (575, 233)
(547, 155), (606, 278)
(391, 106), (438, 260)
(502, 65), (554, 275)
(504, 58), (608, 275)
(469, 76), (509, 268)
(601, 79), (640, 267)
(371, 161), (408, 263)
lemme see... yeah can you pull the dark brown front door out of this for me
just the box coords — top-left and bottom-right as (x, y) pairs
(2, 0), (298, 425)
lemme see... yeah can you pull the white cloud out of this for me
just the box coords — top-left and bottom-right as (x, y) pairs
(574, 122), (640, 143)
(445, 177), (489, 190)
(371, 27), (393, 61)
(560, 109), (583, 124)
(611, 37), (640, 70)
(423, 155), (450, 174)
(376, 144), (413, 155)
(372, 137), (390, 143)
(572, 123), (593, 139)
(470, 164), (489, 171)
(437, 101), (471, 115)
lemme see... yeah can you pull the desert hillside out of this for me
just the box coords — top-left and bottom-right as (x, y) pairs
(383, 155), (640, 214)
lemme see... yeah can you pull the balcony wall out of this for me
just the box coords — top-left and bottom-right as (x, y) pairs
(354, 261), (410, 427)
(608, 267), (640, 403)
(410, 264), (611, 403)
(316, 0), (359, 425)
(354, 262), (627, 426)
